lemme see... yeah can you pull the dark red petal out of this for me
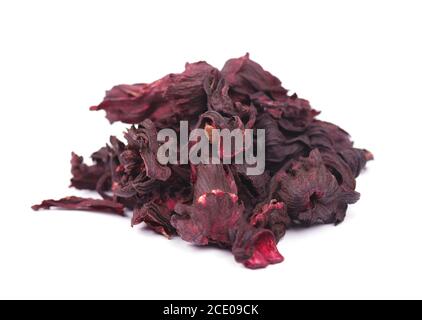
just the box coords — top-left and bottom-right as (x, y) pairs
(132, 202), (175, 238)
(91, 61), (216, 127)
(172, 191), (243, 246)
(232, 226), (284, 269)
(243, 233), (284, 269)
(32, 196), (125, 216)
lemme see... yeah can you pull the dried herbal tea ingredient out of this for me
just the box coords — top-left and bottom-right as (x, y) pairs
(33, 54), (372, 269)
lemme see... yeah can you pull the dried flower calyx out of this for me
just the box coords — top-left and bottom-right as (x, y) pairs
(33, 54), (372, 269)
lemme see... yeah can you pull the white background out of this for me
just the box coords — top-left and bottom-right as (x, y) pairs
(1, 0), (421, 300)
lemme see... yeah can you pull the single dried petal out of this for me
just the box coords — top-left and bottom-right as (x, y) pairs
(250, 200), (290, 241)
(221, 53), (288, 101)
(191, 164), (237, 201)
(232, 224), (284, 269)
(252, 92), (319, 133)
(172, 191), (243, 246)
(32, 196), (125, 215)
(91, 62), (217, 127)
(70, 151), (108, 190)
(231, 164), (271, 210)
(132, 201), (176, 238)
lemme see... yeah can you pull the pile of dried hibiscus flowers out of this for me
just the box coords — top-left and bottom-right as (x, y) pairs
(33, 54), (372, 269)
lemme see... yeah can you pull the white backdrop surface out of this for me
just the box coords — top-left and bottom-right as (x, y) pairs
(0, 0), (421, 299)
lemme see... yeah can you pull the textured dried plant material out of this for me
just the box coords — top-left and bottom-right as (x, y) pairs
(32, 196), (125, 216)
(33, 54), (372, 269)
(90, 62), (217, 128)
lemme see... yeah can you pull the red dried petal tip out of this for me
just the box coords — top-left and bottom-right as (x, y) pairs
(243, 233), (284, 269)
(364, 150), (374, 161)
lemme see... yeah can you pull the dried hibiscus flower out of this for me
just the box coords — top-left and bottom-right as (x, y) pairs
(33, 54), (372, 269)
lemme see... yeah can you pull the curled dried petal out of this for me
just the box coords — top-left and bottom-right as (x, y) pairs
(132, 202), (175, 238)
(91, 62), (216, 127)
(232, 224), (284, 269)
